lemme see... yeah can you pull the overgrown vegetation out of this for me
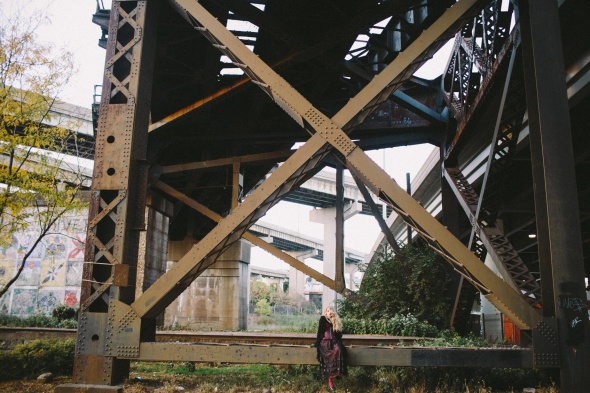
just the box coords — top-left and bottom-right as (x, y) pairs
(51, 305), (78, 322)
(248, 312), (318, 332)
(343, 313), (440, 337)
(0, 307), (77, 328)
(0, 338), (75, 381)
(338, 243), (453, 330)
(119, 362), (557, 393)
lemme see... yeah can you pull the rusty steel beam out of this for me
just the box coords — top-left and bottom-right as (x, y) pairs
(443, 167), (542, 304)
(520, 0), (590, 386)
(136, 342), (534, 368)
(161, 150), (294, 174)
(158, 0), (540, 330)
(71, 0), (158, 388)
(133, 138), (332, 319)
(335, 163), (345, 292)
(131, 0), (483, 320)
(152, 179), (358, 300)
(444, 9), (519, 159)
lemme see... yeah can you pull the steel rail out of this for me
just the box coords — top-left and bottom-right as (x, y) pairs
(0, 326), (422, 349)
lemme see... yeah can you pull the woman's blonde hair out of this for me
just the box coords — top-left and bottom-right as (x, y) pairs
(324, 306), (342, 332)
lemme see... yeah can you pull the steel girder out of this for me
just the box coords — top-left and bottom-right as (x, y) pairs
(439, 0), (589, 385)
(443, 167), (542, 304)
(136, 342), (533, 368)
(72, 0), (158, 387)
(66, 0), (587, 390)
(520, 0), (590, 388)
(131, 0), (540, 326)
(152, 179), (358, 299)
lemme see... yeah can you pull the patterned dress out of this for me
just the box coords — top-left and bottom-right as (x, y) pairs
(315, 316), (346, 378)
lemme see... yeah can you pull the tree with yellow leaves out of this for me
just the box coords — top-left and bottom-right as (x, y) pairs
(0, 3), (88, 298)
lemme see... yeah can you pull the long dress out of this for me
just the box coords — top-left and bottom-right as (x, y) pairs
(315, 316), (346, 378)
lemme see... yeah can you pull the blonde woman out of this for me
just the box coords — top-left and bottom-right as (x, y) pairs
(314, 306), (346, 391)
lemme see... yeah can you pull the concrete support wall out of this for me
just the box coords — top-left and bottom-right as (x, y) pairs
(165, 239), (251, 330)
(288, 264), (305, 299)
(136, 195), (172, 325)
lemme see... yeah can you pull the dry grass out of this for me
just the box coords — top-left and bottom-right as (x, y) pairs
(0, 364), (561, 393)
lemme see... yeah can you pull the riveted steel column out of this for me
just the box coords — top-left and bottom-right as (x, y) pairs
(520, 0), (589, 389)
(69, 0), (158, 388)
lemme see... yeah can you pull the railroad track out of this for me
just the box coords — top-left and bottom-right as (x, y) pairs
(1, 327), (532, 368)
(0, 327), (420, 350)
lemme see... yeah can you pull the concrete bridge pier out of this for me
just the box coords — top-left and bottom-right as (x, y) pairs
(310, 201), (361, 311)
(345, 261), (361, 291)
(164, 239), (251, 330)
(287, 249), (318, 300)
(136, 193), (173, 327)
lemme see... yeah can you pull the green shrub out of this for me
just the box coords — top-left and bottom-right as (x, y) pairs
(254, 298), (271, 316)
(52, 305), (77, 321)
(0, 312), (77, 328)
(0, 338), (75, 381)
(416, 329), (489, 347)
(342, 314), (440, 337)
(338, 243), (453, 330)
(57, 318), (78, 329)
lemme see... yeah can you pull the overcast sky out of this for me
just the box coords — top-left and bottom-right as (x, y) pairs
(2, 0), (446, 270)
(0, 1), (111, 108)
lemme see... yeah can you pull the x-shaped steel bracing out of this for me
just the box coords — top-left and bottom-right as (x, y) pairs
(132, 0), (541, 331)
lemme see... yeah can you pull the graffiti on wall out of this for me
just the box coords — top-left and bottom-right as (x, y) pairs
(0, 210), (88, 316)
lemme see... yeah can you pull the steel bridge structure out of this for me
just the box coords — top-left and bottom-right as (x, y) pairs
(62, 0), (589, 391)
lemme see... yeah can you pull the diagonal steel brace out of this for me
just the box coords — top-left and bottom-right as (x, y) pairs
(134, 0), (540, 330)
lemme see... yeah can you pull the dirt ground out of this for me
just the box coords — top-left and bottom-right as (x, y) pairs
(0, 376), (316, 393)
(0, 377), (71, 393)
(0, 376), (187, 393)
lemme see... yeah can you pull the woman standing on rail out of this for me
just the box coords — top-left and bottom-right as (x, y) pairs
(315, 305), (346, 391)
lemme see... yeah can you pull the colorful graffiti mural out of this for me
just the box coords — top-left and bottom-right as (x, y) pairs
(0, 211), (87, 316)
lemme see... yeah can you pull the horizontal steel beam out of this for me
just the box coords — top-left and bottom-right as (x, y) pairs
(161, 150), (295, 174)
(152, 180), (358, 299)
(136, 343), (534, 368)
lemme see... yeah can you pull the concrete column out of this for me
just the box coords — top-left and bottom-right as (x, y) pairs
(310, 207), (337, 310)
(136, 194), (173, 326)
(165, 239), (251, 330)
(310, 202), (360, 311)
(345, 262), (361, 291)
(287, 249), (318, 299)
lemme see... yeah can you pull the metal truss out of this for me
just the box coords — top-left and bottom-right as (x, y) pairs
(137, 0), (538, 330)
(444, 167), (542, 305)
(66, 0), (588, 390)
(74, 0), (157, 386)
(443, 0), (514, 136)
(440, 1), (543, 327)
